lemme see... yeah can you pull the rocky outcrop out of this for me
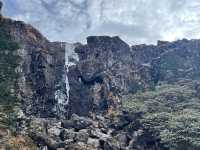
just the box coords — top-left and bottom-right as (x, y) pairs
(0, 16), (68, 118)
(67, 37), (200, 117)
(3, 8), (200, 119)
(131, 39), (200, 84)
(28, 113), (163, 150)
(68, 36), (136, 116)
(0, 1), (2, 14)
(2, 1), (200, 149)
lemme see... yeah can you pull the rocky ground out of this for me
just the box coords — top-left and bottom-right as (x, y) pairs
(23, 113), (163, 150)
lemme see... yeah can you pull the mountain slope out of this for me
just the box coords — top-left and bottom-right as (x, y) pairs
(1, 1), (200, 149)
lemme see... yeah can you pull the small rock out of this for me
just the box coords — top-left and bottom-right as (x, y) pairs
(110, 116), (130, 130)
(87, 138), (100, 148)
(30, 132), (64, 150)
(90, 128), (110, 141)
(66, 142), (92, 150)
(64, 139), (74, 145)
(75, 130), (89, 142)
(60, 129), (76, 141)
(62, 114), (93, 130)
(48, 126), (62, 137)
(61, 120), (74, 129)
(102, 140), (120, 150)
(115, 132), (129, 147)
(41, 146), (48, 150)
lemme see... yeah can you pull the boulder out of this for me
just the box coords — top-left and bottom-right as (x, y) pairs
(61, 114), (93, 130)
(60, 129), (76, 141)
(66, 142), (97, 150)
(101, 140), (120, 150)
(30, 132), (65, 150)
(115, 132), (129, 148)
(87, 138), (100, 148)
(90, 128), (110, 141)
(61, 120), (74, 129)
(74, 129), (89, 142)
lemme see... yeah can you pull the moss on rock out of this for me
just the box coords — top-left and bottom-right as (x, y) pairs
(0, 18), (20, 132)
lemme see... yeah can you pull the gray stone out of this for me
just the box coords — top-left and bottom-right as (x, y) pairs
(62, 114), (93, 130)
(90, 128), (110, 141)
(102, 140), (120, 150)
(60, 129), (76, 141)
(48, 123), (62, 137)
(115, 132), (129, 147)
(64, 139), (74, 145)
(61, 120), (74, 129)
(75, 130), (89, 142)
(30, 132), (65, 150)
(87, 138), (100, 148)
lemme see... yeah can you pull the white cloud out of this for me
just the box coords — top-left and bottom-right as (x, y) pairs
(2, 0), (200, 44)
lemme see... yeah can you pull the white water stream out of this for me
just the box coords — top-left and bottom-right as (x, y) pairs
(54, 43), (79, 118)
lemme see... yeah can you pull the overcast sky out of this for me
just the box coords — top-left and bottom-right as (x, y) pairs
(2, 0), (200, 44)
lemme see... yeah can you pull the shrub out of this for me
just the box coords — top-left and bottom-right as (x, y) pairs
(122, 80), (200, 149)
(0, 19), (20, 132)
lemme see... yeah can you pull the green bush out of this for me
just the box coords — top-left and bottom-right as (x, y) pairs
(122, 80), (200, 150)
(0, 19), (20, 132)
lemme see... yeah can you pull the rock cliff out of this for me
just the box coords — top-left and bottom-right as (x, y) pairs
(0, 14), (67, 118)
(1, 1), (200, 149)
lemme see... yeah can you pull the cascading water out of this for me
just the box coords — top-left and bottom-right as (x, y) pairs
(64, 44), (71, 106)
(54, 43), (79, 119)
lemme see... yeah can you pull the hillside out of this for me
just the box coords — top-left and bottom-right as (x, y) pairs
(1, 1), (200, 149)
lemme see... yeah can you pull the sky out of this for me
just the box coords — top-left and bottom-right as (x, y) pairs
(2, 0), (200, 44)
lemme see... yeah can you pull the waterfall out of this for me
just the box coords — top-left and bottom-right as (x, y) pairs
(65, 44), (70, 105)
(54, 43), (79, 118)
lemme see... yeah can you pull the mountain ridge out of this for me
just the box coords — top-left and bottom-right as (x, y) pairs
(1, 1), (200, 149)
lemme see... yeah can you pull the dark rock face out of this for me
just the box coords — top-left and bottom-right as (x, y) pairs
(2, 18), (67, 118)
(68, 36), (135, 116)
(68, 36), (200, 117)
(0, 1), (2, 12)
(3, 4), (200, 149)
(3, 12), (200, 120)
(5, 15), (200, 120)
(61, 114), (93, 130)
(132, 39), (200, 84)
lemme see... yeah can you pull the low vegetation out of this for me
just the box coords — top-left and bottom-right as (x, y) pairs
(0, 17), (38, 150)
(0, 19), (20, 133)
(122, 79), (200, 150)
